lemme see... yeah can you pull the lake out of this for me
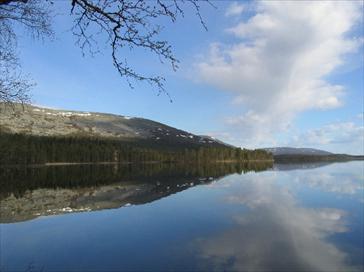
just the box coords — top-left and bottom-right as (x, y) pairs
(1, 161), (363, 271)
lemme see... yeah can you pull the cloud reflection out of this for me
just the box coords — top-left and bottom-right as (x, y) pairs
(197, 174), (357, 272)
(294, 172), (364, 196)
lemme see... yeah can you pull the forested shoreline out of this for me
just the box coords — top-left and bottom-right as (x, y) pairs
(274, 154), (364, 163)
(0, 132), (273, 165)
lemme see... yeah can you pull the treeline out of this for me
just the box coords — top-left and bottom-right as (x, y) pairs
(0, 132), (272, 165)
(274, 154), (364, 163)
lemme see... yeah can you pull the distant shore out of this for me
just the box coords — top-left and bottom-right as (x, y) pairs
(0, 159), (274, 168)
(273, 154), (364, 163)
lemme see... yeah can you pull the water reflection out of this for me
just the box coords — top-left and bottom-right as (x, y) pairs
(292, 163), (364, 197)
(1, 161), (363, 272)
(273, 162), (333, 171)
(0, 162), (272, 223)
(197, 173), (355, 272)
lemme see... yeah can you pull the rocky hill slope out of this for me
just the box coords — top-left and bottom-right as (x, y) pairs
(0, 103), (226, 147)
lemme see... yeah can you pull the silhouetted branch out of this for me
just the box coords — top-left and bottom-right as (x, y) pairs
(70, 0), (211, 100)
(0, 0), (52, 104)
(0, 0), (211, 104)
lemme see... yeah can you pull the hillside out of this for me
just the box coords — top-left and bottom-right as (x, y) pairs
(0, 103), (226, 148)
(0, 104), (272, 165)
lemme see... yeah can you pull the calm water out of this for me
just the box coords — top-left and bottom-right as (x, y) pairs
(1, 161), (363, 271)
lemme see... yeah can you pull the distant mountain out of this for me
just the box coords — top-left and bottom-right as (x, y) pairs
(264, 147), (363, 163)
(263, 147), (332, 156)
(0, 103), (229, 148)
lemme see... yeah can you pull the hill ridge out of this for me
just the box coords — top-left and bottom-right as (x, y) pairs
(0, 103), (228, 148)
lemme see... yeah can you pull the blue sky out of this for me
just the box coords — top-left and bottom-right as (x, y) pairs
(17, 1), (363, 154)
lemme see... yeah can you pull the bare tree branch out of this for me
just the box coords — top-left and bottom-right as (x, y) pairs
(0, 0), (53, 104)
(70, 0), (211, 101)
(0, 0), (211, 104)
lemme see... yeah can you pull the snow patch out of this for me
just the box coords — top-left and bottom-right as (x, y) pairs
(55, 111), (92, 117)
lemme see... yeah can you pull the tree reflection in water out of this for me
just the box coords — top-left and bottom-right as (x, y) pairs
(0, 162), (272, 223)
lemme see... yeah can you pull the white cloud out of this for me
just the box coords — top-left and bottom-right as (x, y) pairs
(225, 2), (245, 17)
(196, 1), (362, 148)
(290, 121), (364, 154)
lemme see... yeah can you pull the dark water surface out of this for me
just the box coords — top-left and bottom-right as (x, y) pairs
(1, 161), (363, 271)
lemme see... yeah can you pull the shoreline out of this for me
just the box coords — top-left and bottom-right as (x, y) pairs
(0, 159), (274, 168)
